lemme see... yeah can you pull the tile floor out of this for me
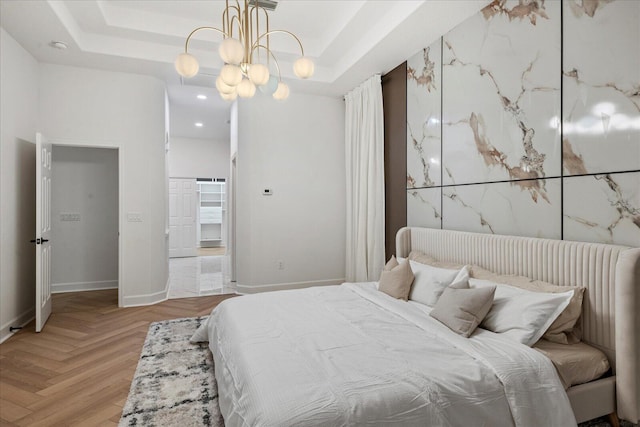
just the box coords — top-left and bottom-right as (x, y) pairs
(168, 255), (236, 299)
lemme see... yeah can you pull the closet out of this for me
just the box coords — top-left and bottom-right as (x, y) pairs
(197, 178), (226, 248)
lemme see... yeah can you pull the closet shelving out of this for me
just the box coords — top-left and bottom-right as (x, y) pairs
(197, 178), (226, 247)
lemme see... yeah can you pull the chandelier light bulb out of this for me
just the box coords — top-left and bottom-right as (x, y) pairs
(216, 76), (236, 95)
(237, 78), (256, 98)
(248, 63), (270, 86)
(175, 53), (199, 78)
(220, 91), (238, 101)
(293, 56), (314, 79)
(220, 64), (243, 87)
(273, 82), (290, 100)
(218, 38), (245, 65)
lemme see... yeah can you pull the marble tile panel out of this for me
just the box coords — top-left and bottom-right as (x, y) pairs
(407, 39), (442, 188)
(562, 0), (640, 175)
(442, 178), (561, 239)
(442, 0), (561, 189)
(407, 187), (442, 229)
(563, 172), (640, 247)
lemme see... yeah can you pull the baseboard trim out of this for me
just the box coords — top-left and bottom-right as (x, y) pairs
(235, 278), (345, 295)
(122, 280), (169, 307)
(1, 308), (35, 344)
(52, 280), (118, 294)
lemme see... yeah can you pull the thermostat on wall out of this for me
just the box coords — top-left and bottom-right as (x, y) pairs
(263, 188), (273, 195)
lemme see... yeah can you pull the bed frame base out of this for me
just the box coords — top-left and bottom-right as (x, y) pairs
(567, 376), (616, 423)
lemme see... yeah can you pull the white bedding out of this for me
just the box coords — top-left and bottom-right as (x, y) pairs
(192, 283), (577, 427)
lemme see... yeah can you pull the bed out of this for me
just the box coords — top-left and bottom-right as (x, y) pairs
(193, 227), (640, 426)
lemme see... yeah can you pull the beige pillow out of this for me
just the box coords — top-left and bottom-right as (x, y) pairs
(472, 266), (585, 344)
(384, 255), (399, 271)
(409, 251), (464, 270)
(378, 259), (414, 301)
(429, 285), (496, 338)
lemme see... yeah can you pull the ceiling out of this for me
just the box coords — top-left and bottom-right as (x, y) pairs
(0, 0), (488, 139)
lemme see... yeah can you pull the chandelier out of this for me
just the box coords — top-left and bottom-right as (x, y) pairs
(175, 0), (314, 101)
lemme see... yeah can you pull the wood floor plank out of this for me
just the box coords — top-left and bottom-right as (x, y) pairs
(0, 382), (40, 407)
(2, 349), (67, 372)
(0, 399), (31, 423)
(68, 403), (124, 427)
(37, 352), (135, 396)
(0, 290), (235, 426)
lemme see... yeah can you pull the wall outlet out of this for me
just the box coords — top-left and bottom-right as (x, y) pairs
(277, 260), (285, 270)
(127, 212), (143, 222)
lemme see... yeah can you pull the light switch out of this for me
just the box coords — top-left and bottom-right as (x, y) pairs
(127, 212), (143, 222)
(60, 212), (81, 221)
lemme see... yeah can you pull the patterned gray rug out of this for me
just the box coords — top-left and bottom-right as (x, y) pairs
(119, 317), (223, 427)
(120, 317), (633, 427)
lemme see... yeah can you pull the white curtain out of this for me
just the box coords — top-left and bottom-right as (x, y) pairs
(345, 74), (385, 282)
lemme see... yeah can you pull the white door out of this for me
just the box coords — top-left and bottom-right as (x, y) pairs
(169, 178), (197, 257)
(35, 133), (52, 332)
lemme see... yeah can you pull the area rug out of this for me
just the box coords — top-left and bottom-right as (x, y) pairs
(120, 317), (633, 427)
(119, 317), (223, 427)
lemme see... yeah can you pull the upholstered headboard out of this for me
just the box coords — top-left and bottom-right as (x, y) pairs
(396, 227), (640, 423)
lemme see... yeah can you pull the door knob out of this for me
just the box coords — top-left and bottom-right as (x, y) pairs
(29, 238), (49, 244)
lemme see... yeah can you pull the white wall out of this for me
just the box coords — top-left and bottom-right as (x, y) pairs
(235, 93), (346, 292)
(51, 146), (118, 292)
(38, 63), (168, 306)
(169, 137), (230, 180)
(0, 28), (39, 343)
(230, 101), (238, 158)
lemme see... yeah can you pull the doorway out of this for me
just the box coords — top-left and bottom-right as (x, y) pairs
(50, 146), (119, 301)
(167, 177), (231, 298)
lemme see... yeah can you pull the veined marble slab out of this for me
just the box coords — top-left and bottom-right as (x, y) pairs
(407, 39), (442, 189)
(442, 178), (561, 239)
(564, 172), (640, 247)
(563, 0), (640, 175)
(442, 0), (561, 190)
(407, 188), (441, 229)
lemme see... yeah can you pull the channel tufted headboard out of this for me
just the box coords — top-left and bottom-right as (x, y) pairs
(396, 227), (640, 423)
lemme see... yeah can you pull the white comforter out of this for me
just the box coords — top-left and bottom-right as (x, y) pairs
(192, 283), (576, 427)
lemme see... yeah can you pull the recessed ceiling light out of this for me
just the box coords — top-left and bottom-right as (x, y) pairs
(197, 94), (207, 100)
(195, 122), (204, 127)
(49, 41), (68, 50)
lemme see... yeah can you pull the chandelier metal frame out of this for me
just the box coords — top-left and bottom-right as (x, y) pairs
(175, 0), (314, 101)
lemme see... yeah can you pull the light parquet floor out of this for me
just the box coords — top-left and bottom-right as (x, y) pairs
(0, 290), (235, 427)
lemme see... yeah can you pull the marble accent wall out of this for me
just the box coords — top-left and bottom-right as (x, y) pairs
(405, 0), (639, 247)
(443, 0), (561, 187)
(562, 0), (640, 247)
(407, 188), (441, 229)
(406, 39), (442, 190)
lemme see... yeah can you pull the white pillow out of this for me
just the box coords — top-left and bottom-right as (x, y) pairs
(408, 261), (470, 306)
(471, 278), (574, 347)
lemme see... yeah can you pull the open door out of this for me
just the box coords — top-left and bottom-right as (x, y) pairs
(35, 133), (52, 332)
